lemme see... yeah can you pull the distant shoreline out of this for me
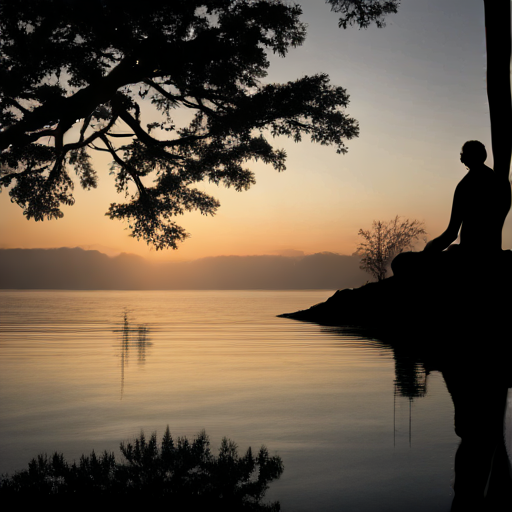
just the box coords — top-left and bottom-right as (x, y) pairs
(0, 247), (367, 291)
(0, 288), (338, 291)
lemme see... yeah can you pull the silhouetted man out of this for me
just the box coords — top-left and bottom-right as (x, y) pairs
(392, 140), (511, 277)
(426, 140), (510, 253)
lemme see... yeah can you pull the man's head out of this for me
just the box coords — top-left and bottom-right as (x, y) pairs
(460, 140), (487, 168)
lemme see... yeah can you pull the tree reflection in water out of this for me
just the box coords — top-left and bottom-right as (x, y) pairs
(113, 311), (152, 399)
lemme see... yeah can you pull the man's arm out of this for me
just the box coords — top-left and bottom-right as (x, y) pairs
(424, 183), (464, 252)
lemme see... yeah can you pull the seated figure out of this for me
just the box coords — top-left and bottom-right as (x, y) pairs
(392, 140), (511, 279)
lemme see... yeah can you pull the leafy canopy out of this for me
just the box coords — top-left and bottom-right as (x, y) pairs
(0, 0), (367, 250)
(327, 0), (400, 29)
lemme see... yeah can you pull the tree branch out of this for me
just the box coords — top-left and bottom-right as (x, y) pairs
(63, 113), (120, 153)
(99, 133), (147, 198)
(106, 132), (135, 138)
(78, 115), (92, 144)
(118, 103), (209, 148)
(118, 109), (164, 147)
(144, 78), (179, 105)
(145, 78), (218, 116)
(4, 97), (31, 116)
(0, 56), (143, 152)
(88, 143), (111, 153)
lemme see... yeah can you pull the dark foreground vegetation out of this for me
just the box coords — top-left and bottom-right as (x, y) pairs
(0, 428), (283, 511)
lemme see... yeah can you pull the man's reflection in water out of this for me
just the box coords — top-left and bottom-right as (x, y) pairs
(320, 262), (512, 509)
(339, 265), (512, 509)
(390, 242), (512, 509)
(441, 328), (512, 510)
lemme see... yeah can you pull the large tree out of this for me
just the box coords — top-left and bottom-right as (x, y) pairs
(0, 0), (366, 250)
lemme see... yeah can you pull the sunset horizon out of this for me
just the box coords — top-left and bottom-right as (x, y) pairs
(4, 0), (510, 263)
(2, 1), (511, 511)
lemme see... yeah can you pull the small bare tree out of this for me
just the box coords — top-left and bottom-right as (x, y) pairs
(357, 216), (427, 281)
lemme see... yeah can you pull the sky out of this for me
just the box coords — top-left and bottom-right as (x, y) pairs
(1, 0), (510, 262)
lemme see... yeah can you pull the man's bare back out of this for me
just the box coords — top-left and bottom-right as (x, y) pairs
(424, 141), (511, 255)
(391, 141), (511, 278)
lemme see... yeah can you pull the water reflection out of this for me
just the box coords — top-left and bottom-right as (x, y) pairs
(113, 311), (152, 398)
(323, 326), (429, 448)
(322, 326), (429, 401)
(319, 291), (512, 509)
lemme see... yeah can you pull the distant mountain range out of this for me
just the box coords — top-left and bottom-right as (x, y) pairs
(0, 248), (368, 290)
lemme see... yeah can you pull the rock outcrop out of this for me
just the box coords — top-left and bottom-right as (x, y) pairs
(279, 252), (512, 343)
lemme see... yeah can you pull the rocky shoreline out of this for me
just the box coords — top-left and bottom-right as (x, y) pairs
(278, 259), (512, 346)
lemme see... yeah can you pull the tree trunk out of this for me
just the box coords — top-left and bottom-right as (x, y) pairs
(483, 0), (512, 179)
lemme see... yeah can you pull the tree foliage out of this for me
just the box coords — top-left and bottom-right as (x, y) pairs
(327, 0), (400, 29)
(0, 427), (284, 511)
(0, 0), (367, 250)
(357, 216), (426, 281)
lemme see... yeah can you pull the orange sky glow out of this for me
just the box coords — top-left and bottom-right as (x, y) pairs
(2, 0), (511, 262)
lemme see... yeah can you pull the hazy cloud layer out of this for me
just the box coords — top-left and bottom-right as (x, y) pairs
(0, 248), (368, 290)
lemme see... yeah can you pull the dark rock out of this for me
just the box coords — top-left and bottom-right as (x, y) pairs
(279, 254), (512, 341)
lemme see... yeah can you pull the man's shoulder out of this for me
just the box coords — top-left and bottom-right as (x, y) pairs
(455, 174), (471, 194)
(456, 167), (504, 206)
(461, 167), (497, 187)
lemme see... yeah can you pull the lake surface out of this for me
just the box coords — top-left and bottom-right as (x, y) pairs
(0, 290), (492, 510)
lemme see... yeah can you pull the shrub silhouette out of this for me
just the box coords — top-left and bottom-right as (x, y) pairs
(357, 216), (427, 281)
(0, 427), (283, 511)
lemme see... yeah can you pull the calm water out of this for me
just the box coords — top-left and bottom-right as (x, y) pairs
(0, 290), (481, 510)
